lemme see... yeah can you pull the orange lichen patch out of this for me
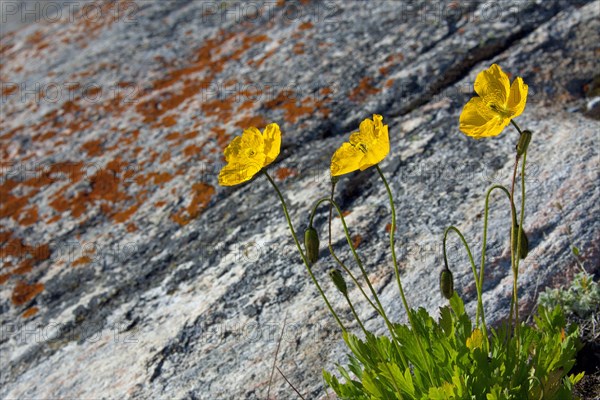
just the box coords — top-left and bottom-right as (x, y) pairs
(124, 129), (140, 144)
(201, 97), (233, 120)
(234, 115), (267, 130)
(46, 215), (61, 224)
(159, 115), (178, 127)
(299, 21), (314, 30)
(136, 31), (272, 123)
(85, 86), (102, 98)
(65, 0), (132, 47)
(0, 126), (22, 141)
(181, 130), (199, 141)
(336, 210), (352, 218)
(352, 234), (362, 249)
(11, 258), (35, 275)
(88, 159), (129, 201)
(0, 274), (10, 285)
(349, 77), (380, 101)
(276, 167), (297, 180)
(183, 144), (203, 158)
(264, 91), (314, 124)
(72, 256), (92, 267)
(154, 201), (166, 207)
(385, 79), (394, 88)
(112, 204), (139, 223)
(136, 80), (208, 123)
(385, 223), (396, 233)
(321, 87), (333, 97)
(249, 47), (277, 68)
(81, 139), (104, 157)
(11, 280), (44, 306)
(133, 171), (172, 187)
(150, 172), (173, 185)
(211, 127), (230, 150)
(171, 182), (215, 226)
(47, 161), (86, 185)
(22, 306), (39, 319)
(33, 130), (57, 142)
(1, 84), (17, 97)
(0, 189), (31, 222)
(19, 206), (38, 226)
(160, 152), (171, 163)
(135, 32), (234, 121)
(165, 132), (180, 141)
(25, 31), (46, 47)
(49, 159), (130, 218)
(0, 234), (50, 281)
(293, 43), (305, 54)
(238, 100), (256, 111)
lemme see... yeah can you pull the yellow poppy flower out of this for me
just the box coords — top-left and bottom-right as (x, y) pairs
(218, 123), (281, 186)
(466, 328), (484, 351)
(330, 114), (390, 177)
(459, 64), (528, 139)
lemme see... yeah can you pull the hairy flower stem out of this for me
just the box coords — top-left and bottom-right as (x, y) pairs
(376, 165), (436, 386)
(263, 171), (346, 332)
(344, 294), (368, 335)
(508, 120), (527, 349)
(443, 226), (489, 352)
(318, 197), (387, 322)
(310, 197), (408, 368)
(513, 151), (527, 347)
(478, 185), (516, 350)
(506, 154), (519, 343)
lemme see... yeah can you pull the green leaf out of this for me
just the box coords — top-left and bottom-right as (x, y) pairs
(449, 292), (464, 317)
(377, 363), (416, 398)
(362, 370), (385, 398)
(569, 371), (585, 385)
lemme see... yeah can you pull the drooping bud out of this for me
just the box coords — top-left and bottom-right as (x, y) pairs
(304, 226), (320, 265)
(512, 224), (529, 260)
(439, 267), (454, 300)
(516, 130), (532, 156)
(329, 269), (348, 296)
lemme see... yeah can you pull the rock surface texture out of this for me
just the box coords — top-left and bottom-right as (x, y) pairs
(1, 0), (599, 398)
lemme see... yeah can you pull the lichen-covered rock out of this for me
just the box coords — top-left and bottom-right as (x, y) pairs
(1, 1), (598, 398)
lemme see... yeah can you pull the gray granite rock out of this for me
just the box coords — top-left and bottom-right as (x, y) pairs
(1, 0), (599, 399)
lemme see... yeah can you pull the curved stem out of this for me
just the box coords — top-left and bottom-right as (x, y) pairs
(507, 119), (524, 347)
(513, 151), (527, 347)
(510, 119), (523, 135)
(376, 165), (435, 385)
(506, 155), (520, 340)
(443, 225), (488, 351)
(480, 187), (515, 300)
(344, 294), (368, 336)
(310, 197), (403, 358)
(262, 171), (346, 332)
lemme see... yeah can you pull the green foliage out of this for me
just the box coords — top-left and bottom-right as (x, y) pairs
(324, 294), (583, 399)
(538, 273), (600, 319)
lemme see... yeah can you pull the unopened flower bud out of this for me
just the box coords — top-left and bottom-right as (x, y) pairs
(329, 269), (348, 296)
(439, 268), (454, 300)
(304, 226), (320, 265)
(516, 130), (532, 156)
(512, 224), (529, 260)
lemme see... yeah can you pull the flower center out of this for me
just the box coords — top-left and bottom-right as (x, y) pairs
(488, 102), (512, 119)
